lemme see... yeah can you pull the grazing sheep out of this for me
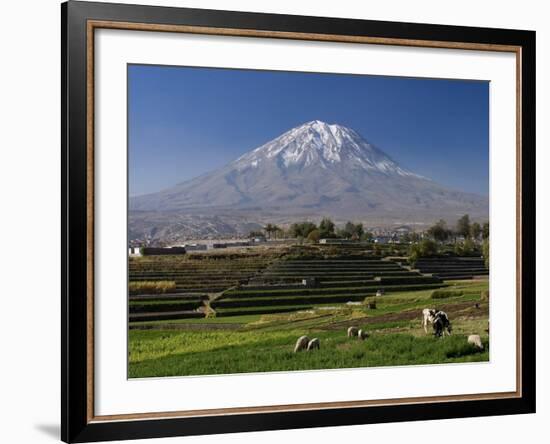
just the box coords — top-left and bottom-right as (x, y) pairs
(358, 329), (369, 340)
(347, 326), (359, 338)
(432, 311), (452, 337)
(307, 338), (320, 350)
(294, 335), (310, 353)
(422, 308), (437, 333)
(468, 334), (484, 350)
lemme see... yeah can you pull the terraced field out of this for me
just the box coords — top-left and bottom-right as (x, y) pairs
(212, 257), (446, 317)
(127, 245), (489, 377)
(413, 256), (489, 280)
(128, 253), (274, 322)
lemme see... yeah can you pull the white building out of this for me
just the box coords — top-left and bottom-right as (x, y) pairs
(128, 247), (142, 257)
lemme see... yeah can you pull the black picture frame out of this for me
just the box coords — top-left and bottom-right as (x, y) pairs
(61, 1), (536, 442)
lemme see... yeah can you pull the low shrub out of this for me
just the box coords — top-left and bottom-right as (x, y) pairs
(128, 280), (176, 295)
(430, 289), (464, 299)
(481, 290), (489, 301)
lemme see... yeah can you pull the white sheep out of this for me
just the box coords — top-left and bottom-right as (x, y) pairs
(468, 334), (484, 350)
(307, 338), (320, 350)
(294, 335), (310, 353)
(347, 326), (359, 338)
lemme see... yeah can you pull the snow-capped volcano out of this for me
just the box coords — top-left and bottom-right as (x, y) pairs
(233, 120), (422, 178)
(130, 121), (488, 240)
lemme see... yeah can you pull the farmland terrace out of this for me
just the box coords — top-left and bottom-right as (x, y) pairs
(211, 257), (445, 317)
(412, 256), (489, 280)
(128, 248), (457, 322)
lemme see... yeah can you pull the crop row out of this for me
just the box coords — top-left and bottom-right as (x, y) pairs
(129, 300), (204, 313)
(375, 276), (442, 285)
(212, 293), (369, 308)
(129, 311), (205, 322)
(214, 305), (314, 317)
(129, 293), (208, 302)
(220, 282), (445, 301)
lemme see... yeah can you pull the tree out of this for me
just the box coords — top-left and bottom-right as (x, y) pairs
(289, 221), (317, 238)
(273, 225), (283, 239)
(343, 222), (355, 239)
(248, 230), (264, 239)
(341, 221), (364, 240)
(455, 238), (475, 256)
(470, 222), (481, 240)
(409, 239), (439, 267)
(264, 223), (275, 239)
(482, 221), (490, 240)
(456, 214), (471, 239)
(419, 239), (439, 256)
(318, 218), (336, 238)
(307, 229), (321, 243)
(427, 219), (451, 242)
(355, 223), (364, 239)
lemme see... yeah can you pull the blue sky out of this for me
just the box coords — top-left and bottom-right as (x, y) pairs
(128, 64), (489, 197)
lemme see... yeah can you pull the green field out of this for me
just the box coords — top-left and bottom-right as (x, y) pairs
(128, 278), (489, 378)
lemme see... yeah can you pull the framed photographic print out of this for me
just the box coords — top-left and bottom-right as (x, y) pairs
(61, 1), (536, 442)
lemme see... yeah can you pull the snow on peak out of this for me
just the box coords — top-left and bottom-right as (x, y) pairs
(232, 120), (423, 178)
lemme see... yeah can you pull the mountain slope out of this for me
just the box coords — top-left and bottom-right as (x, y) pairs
(130, 120), (488, 223)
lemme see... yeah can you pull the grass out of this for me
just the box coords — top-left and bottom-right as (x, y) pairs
(128, 280), (489, 377)
(128, 329), (488, 378)
(431, 289), (464, 299)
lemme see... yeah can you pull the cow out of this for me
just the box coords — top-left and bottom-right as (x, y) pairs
(422, 308), (437, 334)
(294, 335), (310, 353)
(347, 326), (359, 338)
(468, 334), (484, 350)
(432, 311), (452, 337)
(358, 329), (369, 340)
(307, 338), (320, 350)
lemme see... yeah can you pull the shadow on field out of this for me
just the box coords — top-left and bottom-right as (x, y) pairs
(445, 340), (489, 359)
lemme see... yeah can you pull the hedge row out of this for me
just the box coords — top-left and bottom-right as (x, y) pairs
(430, 289), (464, 299)
(224, 280), (447, 298)
(414, 266), (487, 272)
(129, 301), (203, 313)
(212, 293), (368, 308)
(129, 311), (205, 322)
(214, 305), (314, 317)
(242, 279), (380, 291)
(216, 284), (448, 308)
(375, 276), (442, 285)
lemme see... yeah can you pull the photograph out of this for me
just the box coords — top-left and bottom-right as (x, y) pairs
(127, 65), (491, 378)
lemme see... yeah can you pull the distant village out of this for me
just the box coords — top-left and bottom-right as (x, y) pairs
(129, 224), (429, 256)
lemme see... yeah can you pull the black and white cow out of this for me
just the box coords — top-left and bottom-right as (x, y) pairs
(422, 308), (437, 334)
(432, 310), (452, 337)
